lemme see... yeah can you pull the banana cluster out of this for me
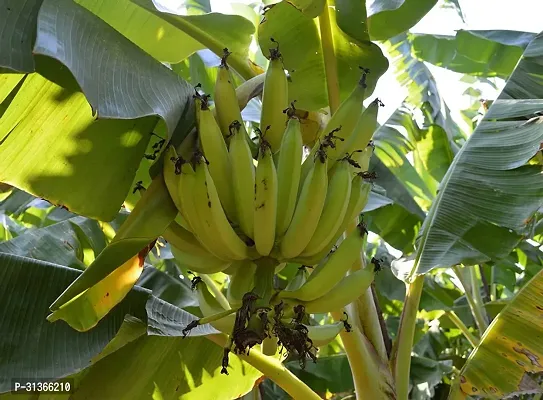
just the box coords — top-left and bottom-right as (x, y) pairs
(161, 46), (382, 360)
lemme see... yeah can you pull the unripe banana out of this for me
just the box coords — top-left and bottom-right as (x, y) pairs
(305, 321), (346, 347)
(193, 279), (235, 334)
(301, 266), (377, 314)
(260, 40), (288, 152)
(285, 266), (311, 291)
(163, 222), (231, 273)
(275, 117), (303, 237)
(261, 337), (278, 356)
(227, 260), (257, 307)
(279, 147), (328, 259)
(300, 69), (370, 182)
(195, 96), (237, 221)
(280, 223), (368, 301)
(192, 157), (249, 260)
(338, 98), (381, 164)
(254, 140), (278, 256)
(163, 146), (184, 212)
(229, 121), (256, 239)
(214, 49), (244, 138)
(301, 159), (352, 257)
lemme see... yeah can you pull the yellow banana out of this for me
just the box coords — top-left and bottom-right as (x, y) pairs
(214, 49), (243, 138)
(301, 159), (352, 257)
(192, 156), (249, 261)
(254, 139), (278, 256)
(336, 98), (381, 169)
(280, 223), (368, 301)
(279, 147), (328, 259)
(301, 266), (377, 314)
(195, 95), (237, 221)
(275, 117), (303, 237)
(299, 68), (370, 182)
(163, 222), (231, 273)
(228, 120), (255, 239)
(226, 259), (257, 307)
(193, 278), (235, 334)
(305, 321), (346, 348)
(260, 39), (288, 152)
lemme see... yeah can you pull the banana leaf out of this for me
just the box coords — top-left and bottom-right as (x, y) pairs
(406, 31), (543, 278)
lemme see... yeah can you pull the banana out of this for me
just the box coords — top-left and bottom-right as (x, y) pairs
(214, 49), (243, 138)
(261, 337), (278, 356)
(193, 278), (235, 334)
(254, 139), (278, 256)
(305, 321), (346, 348)
(195, 95), (237, 221)
(301, 266), (377, 314)
(163, 222), (231, 273)
(192, 156), (249, 260)
(163, 145), (184, 212)
(279, 147), (328, 259)
(260, 39), (288, 152)
(280, 223), (368, 301)
(291, 167), (373, 266)
(229, 120), (256, 239)
(285, 266), (311, 291)
(227, 260), (257, 307)
(338, 98), (382, 163)
(301, 159), (352, 257)
(299, 68), (370, 182)
(275, 116), (303, 237)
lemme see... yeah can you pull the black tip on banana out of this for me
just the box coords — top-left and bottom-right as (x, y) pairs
(132, 181), (145, 194)
(341, 312), (352, 332)
(220, 48), (231, 68)
(269, 38), (282, 60)
(359, 170), (378, 181)
(374, 98), (385, 107)
(357, 220), (368, 236)
(358, 67), (371, 88)
(190, 276), (203, 290)
(370, 257), (384, 272)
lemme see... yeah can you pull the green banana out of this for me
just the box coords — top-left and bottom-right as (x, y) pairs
(275, 117), (303, 237)
(254, 139), (278, 256)
(301, 266), (377, 314)
(280, 223), (368, 301)
(338, 98), (382, 162)
(285, 266), (311, 291)
(301, 159), (352, 257)
(305, 321), (346, 348)
(192, 156), (249, 261)
(163, 222), (231, 273)
(260, 39), (288, 152)
(195, 95), (237, 222)
(163, 145), (184, 212)
(227, 260), (257, 307)
(261, 337), (278, 356)
(214, 49), (243, 138)
(193, 278), (235, 334)
(279, 147), (328, 259)
(229, 120), (256, 239)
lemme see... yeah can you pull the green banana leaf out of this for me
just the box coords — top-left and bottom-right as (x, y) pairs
(406, 31), (543, 278)
(366, 0), (438, 41)
(0, 252), (215, 394)
(257, 0), (388, 111)
(410, 30), (537, 78)
(449, 267), (543, 398)
(77, 0), (252, 65)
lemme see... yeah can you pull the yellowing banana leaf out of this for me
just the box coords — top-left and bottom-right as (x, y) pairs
(50, 175), (177, 311)
(406, 31), (543, 278)
(449, 267), (543, 399)
(77, 0), (252, 65)
(47, 244), (151, 331)
(258, 1), (388, 111)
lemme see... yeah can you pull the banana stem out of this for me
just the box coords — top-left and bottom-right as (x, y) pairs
(490, 265), (497, 301)
(452, 265), (488, 333)
(331, 311), (384, 399)
(198, 307), (238, 325)
(391, 274), (424, 400)
(206, 333), (321, 400)
(445, 310), (480, 348)
(199, 274), (231, 310)
(318, 0), (340, 114)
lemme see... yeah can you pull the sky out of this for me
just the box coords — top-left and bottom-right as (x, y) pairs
(155, 0), (542, 128)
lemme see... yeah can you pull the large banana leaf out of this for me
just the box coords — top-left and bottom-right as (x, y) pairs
(407, 31), (543, 278)
(410, 30), (537, 78)
(449, 267), (543, 398)
(0, 253), (214, 394)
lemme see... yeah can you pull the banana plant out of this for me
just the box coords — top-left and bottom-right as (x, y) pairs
(1, 0), (542, 400)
